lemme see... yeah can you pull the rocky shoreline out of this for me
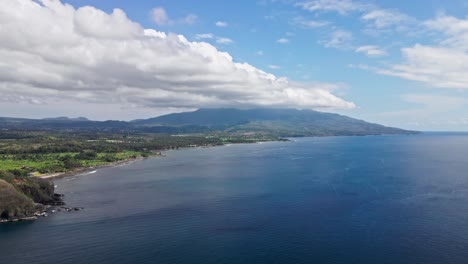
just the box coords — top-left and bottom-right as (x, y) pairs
(1, 156), (153, 223)
(0, 191), (85, 223)
(1, 144), (258, 224)
(0, 171), (86, 223)
(0, 206), (84, 223)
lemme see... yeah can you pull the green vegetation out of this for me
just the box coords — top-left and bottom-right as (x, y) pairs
(0, 108), (416, 176)
(0, 128), (279, 221)
(0, 131), (277, 176)
(0, 108), (416, 221)
(0, 170), (60, 220)
(0, 108), (417, 223)
(133, 108), (417, 136)
(0, 179), (35, 220)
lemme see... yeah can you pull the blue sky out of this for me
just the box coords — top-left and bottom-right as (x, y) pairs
(1, 0), (468, 130)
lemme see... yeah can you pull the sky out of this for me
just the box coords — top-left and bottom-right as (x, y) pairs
(1, 0), (468, 131)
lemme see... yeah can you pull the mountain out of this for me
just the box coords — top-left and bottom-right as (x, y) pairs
(0, 108), (416, 136)
(42, 117), (89, 121)
(0, 117), (131, 132)
(132, 108), (416, 136)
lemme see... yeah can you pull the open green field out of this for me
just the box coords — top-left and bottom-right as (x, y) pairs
(0, 150), (145, 175)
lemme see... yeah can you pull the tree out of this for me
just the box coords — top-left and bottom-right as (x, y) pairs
(60, 155), (81, 170)
(76, 150), (97, 160)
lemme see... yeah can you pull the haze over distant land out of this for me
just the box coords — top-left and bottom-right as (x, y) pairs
(0, 108), (416, 136)
(0, 0), (467, 131)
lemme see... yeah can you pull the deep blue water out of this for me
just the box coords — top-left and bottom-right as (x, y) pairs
(2, 133), (468, 264)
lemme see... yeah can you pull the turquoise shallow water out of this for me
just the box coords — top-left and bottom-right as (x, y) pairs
(2, 133), (468, 264)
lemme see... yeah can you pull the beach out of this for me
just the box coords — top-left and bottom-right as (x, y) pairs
(39, 157), (149, 180)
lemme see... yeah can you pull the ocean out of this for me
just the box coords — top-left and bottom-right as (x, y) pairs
(2, 133), (468, 264)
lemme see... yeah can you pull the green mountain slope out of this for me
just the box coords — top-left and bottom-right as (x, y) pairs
(133, 108), (416, 136)
(0, 108), (417, 136)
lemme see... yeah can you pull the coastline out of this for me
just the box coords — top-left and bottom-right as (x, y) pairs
(35, 133), (411, 182)
(2, 135), (411, 223)
(37, 144), (225, 180)
(37, 140), (273, 181)
(2, 141), (272, 223)
(39, 156), (147, 180)
(1, 157), (142, 223)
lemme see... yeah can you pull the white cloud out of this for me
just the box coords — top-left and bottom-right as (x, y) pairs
(195, 34), (233, 45)
(183, 14), (198, 25)
(297, 0), (367, 15)
(195, 33), (214, 39)
(215, 21), (228, 27)
(75, 7), (143, 39)
(150, 6), (197, 25)
(297, 0), (415, 34)
(321, 30), (353, 49)
(424, 14), (468, 49)
(216, 37), (234, 44)
(0, 0), (355, 113)
(355, 45), (387, 57)
(377, 15), (468, 89)
(277, 38), (290, 44)
(361, 9), (412, 29)
(150, 7), (170, 25)
(379, 45), (468, 89)
(268, 65), (282, 69)
(292, 16), (329, 28)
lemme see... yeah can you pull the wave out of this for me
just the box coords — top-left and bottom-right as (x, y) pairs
(76, 170), (97, 177)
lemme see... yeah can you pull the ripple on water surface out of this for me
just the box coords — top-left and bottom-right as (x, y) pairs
(2, 134), (468, 264)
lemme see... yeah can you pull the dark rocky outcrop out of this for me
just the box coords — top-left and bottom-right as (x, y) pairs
(14, 177), (58, 205)
(1, 171), (66, 222)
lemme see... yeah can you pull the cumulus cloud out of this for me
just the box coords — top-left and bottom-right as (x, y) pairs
(355, 45), (387, 57)
(0, 0), (355, 113)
